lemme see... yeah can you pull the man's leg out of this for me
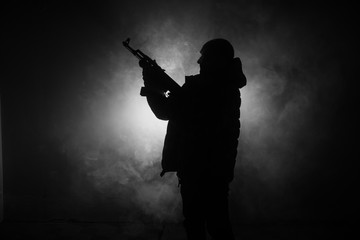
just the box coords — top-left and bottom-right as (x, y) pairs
(180, 181), (207, 240)
(205, 181), (235, 240)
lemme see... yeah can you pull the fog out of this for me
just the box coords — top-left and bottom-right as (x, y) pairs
(2, 0), (356, 226)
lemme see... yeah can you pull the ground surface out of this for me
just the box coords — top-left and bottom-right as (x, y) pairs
(0, 220), (354, 240)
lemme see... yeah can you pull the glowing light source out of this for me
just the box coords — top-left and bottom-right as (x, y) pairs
(108, 85), (167, 166)
(125, 94), (167, 136)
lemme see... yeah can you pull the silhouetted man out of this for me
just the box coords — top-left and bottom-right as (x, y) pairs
(141, 39), (246, 240)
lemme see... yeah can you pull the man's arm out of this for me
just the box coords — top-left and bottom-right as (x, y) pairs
(141, 65), (179, 120)
(144, 88), (171, 120)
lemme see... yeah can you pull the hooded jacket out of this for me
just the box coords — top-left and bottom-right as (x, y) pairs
(145, 57), (246, 182)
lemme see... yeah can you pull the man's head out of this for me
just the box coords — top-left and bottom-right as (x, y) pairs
(197, 38), (234, 75)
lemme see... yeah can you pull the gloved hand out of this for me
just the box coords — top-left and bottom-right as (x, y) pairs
(139, 60), (160, 87)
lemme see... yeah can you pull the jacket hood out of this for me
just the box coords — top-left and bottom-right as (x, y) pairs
(230, 57), (247, 89)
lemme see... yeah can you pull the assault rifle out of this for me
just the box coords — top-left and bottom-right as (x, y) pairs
(122, 38), (180, 96)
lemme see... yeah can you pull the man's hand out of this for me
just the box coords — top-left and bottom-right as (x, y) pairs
(139, 60), (160, 87)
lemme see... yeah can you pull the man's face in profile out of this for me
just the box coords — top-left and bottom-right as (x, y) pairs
(197, 39), (234, 75)
(197, 50), (217, 75)
(197, 52), (205, 73)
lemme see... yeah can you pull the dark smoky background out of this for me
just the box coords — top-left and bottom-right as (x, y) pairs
(2, 0), (357, 228)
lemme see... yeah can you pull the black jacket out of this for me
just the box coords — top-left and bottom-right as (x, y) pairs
(145, 57), (246, 182)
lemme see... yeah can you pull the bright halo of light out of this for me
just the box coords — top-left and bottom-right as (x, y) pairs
(126, 94), (167, 136)
(108, 85), (167, 166)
